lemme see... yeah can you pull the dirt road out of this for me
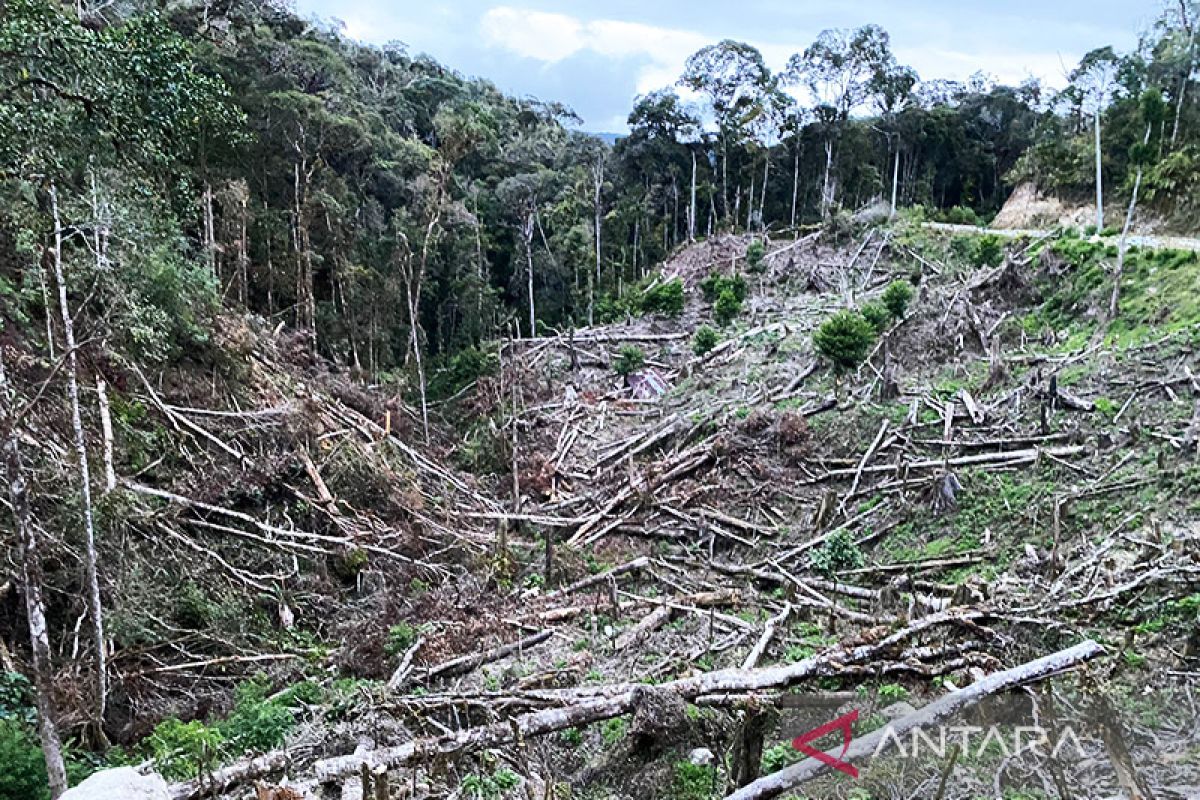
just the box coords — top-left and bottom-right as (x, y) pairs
(925, 221), (1200, 252)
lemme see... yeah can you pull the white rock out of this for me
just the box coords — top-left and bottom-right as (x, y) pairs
(61, 768), (169, 800)
(689, 747), (715, 766)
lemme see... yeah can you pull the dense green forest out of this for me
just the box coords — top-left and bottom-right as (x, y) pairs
(3, 0), (1197, 385)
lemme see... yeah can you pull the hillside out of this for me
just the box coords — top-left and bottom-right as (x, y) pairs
(5, 216), (1199, 799)
(4, 1), (1200, 798)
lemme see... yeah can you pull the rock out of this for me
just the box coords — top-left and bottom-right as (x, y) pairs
(629, 685), (687, 752)
(61, 768), (169, 800)
(689, 747), (715, 766)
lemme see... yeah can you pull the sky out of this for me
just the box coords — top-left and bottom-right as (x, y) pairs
(291, 0), (1156, 131)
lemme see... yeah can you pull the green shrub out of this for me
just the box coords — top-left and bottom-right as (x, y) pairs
(639, 279), (685, 317)
(428, 346), (497, 401)
(461, 768), (521, 799)
(0, 672), (34, 723)
(146, 718), (225, 780)
(714, 288), (742, 326)
(613, 345), (645, 376)
(220, 677), (295, 753)
(699, 271), (747, 303)
(745, 240), (766, 273)
(672, 760), (716, 800)
(384, 622), (418, 657)
(813, 311), (877, 373)
(761, 741), (802, 774)
(881, 280), (913, 319)
(860, 302), (889, 334)
(601, 717), (627, 746)
(725, 274), (748, 302)
(119, 242), (219, 365)
(0, 719), (51, 800)
(692, 325), (720, 356)
(810, 531), (866, 576)
(939, 205), (981, 226)
(974, 234), (1004, 267)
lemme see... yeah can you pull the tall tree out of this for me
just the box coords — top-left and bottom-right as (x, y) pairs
(0, 353), (68, 798)
(1071, 47), (1122, 230)
(786, 25), (895, 216)
(680, 40), (772, 224)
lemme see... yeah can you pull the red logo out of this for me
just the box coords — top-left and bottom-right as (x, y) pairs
(791, 709), (859, 778)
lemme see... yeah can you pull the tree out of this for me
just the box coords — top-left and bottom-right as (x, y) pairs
(680, 40), (772, 224)
(871, 63), (920, 215)
(881, 280), (913, 319)
(785, 25), (895, 216)
(814, 310), (877, 372)
(1, 0), (239, 744)
(0, 355), (68, 798)
(1071, 47), (1121, 231)
(1109, 89), (1169, 317)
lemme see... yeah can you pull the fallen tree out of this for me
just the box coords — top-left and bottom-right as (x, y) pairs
(725, 639), (1105, 800)
(167, 609), (991, 799)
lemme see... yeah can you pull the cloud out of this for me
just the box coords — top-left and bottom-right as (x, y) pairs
(480, 6), (713, 94)
(480, 7), (587, 63)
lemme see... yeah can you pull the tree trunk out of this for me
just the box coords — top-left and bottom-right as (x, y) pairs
(1108, 123), (1153, 319)
(408, 170), (447, 443)
(591, 161), (603, 327)
(0, 354), (69, 799)
(890, 147), (901, 217)
(759, 155), (770, 232)
(96, 377), (116, 493)
(728, 641), (1105, 800)
(1094, 110), (1104, 231)
(689, 150), (697, 243)
(821, 138), (834, 219)
(523, 203), (536, 337)
(294, 159), (317, 342)
(202, 181), (216, 276)
(746, 176), (755, 232)
(1172, 23), (1195, 146)
(49, 183), (108, 742)
(790, 140), (800, 234)
(720, 127), (729, 224)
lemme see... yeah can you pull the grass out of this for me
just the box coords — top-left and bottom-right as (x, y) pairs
(882, 469), (1061, 573)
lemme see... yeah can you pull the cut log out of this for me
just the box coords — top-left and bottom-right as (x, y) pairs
(725, 640), (1105, 800)
(168, 611), (990, 799)
(410, 630), (554, 689)
(543, 557), (650, 601)
(809, 445), (1086, 483)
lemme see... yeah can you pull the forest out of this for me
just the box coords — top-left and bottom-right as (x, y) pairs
(2, 0), (1200, 798)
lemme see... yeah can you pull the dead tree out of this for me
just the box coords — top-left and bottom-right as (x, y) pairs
(49, 183), (108, 738)
(0, 353), (69, 798)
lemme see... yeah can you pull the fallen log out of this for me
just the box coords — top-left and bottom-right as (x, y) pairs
(411, 630), (554, 688)
(807, 445), (1087, 483)
(542, 556), (650, 601)
(168, 610), (988, 799)
(725, 640), (1105, 800)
